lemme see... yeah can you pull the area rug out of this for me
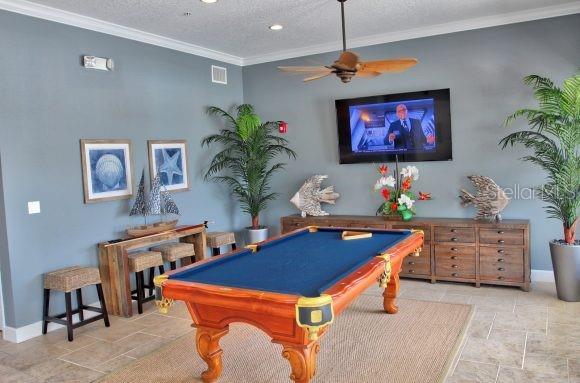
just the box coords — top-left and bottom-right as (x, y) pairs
(101, 296), (473, 383)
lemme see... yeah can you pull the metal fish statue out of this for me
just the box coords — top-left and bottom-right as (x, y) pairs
(459, 175), (510, 221)
(290, 175), (340, 217)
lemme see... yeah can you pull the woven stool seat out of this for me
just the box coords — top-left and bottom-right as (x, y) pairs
(44, 267), (101, 292)
(128, 251), (163, 273)
(207, 232), (236, 248)
(150, 243), (195, 262)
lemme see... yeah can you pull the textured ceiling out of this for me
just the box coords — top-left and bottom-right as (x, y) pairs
(17, 0), (579, 60)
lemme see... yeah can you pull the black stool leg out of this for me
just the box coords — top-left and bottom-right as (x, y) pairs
(212, 247), (220, 256)
(231, 243), (237, 251)
(158, 265), (165, 275)
(96, 283), (110, 327)
(76, 289), (84, 321)
(148, 267), (155, 297)
(65, 292), (74, 342)
(170, 261), (177, 270)
(189, 256), (195, 265)
(136, 271), (144, 314)
(42, 288), (50, 334)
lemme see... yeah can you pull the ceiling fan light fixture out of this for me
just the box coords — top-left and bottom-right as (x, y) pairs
(269, 24), (283, 31)
(200, 0), (218, 3)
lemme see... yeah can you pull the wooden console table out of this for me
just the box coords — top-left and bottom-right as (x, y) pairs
(98, 224), (206, 317)
(281, 215), (530, 291)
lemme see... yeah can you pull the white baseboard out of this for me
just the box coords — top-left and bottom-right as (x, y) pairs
(531, 269), (555, 283)
(3, 300), (102, 343)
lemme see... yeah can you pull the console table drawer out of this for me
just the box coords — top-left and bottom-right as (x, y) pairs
(402, 249), (430, 275)
(436, 263), (475, 279)
(434, 227), (475, 243)
(435, 244), (476, 260)
(480, 246), (524, 263)
(348, 223), (387, 229)
(480, 258), (524, 282)
(480, 229), (524, 245)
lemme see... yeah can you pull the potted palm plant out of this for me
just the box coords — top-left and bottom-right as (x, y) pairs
(202, 104), (296, 244)
(500, 73), (579, 301)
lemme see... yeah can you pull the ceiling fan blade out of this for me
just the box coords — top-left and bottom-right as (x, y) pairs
(359, 58), (418, 73)
(303, 72), (333, 82)
(278, 66), (331, 73)
(334, 51), (359, 70)
(355, 71), (381, 78)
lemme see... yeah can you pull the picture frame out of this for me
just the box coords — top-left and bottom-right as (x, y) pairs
(80, 139), (133, 203)
(148, 140), (189, 192)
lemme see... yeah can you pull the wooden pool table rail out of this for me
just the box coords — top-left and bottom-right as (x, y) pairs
(159, 226), (424, 383)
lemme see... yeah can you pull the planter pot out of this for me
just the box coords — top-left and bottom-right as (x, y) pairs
(245, 227), (269, 245)
(550, 241), (580, 302)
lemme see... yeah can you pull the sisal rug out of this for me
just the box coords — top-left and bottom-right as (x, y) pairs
(101, 296), (473, 383)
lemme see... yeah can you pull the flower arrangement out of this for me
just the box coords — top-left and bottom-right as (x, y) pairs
(374, 162), (431, 221)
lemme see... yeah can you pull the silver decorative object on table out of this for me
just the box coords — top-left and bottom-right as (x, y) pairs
(290, 175), (340, 217)
(459, 175), (509, 221)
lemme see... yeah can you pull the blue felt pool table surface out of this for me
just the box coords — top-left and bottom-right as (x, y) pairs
(169, 228), (411, 297)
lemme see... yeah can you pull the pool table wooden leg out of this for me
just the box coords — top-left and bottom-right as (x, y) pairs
(281, 341), (320, 383)
(383, 273), (400, 314)
(195, 325), (229, 383)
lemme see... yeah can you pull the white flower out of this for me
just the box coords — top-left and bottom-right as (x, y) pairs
(374, 180), (383, 191)
(379, 176), (396, 188)
(398, 194), (415, 209)
(401, 166), (419, 180)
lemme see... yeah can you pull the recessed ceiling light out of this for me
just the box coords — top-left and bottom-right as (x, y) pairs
(269, 24), (283, 31)
(183, 12), (192, 16)
(200, 0), (218, 3)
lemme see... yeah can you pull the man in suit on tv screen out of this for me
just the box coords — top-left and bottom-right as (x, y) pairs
(384, 103), (430, 150)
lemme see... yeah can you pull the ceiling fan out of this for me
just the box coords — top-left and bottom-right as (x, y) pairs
(278, 0), (418, 83)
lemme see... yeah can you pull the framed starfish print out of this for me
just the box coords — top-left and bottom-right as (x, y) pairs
(147, 140), (189, 192)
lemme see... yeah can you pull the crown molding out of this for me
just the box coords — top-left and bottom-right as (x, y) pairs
(0, 0), (244, 66)
(1, 0), (578, 67)
(241, 1), (580, 66)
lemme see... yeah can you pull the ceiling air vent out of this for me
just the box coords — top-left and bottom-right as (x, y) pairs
(211, 65), (227, 85)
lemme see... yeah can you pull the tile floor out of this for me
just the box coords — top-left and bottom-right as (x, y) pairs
(0, 279), (578, 382)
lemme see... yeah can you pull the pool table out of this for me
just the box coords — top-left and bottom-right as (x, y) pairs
(154, 226), (423, 383)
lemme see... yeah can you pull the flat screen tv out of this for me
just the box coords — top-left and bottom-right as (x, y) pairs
(336, 89), (452, 164)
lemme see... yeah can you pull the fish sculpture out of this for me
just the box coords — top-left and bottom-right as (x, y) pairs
(459, 175), (510, 221)
(290, 175), (340, 217)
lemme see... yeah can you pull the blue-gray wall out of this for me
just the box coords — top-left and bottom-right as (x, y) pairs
(0, 10), (578, 329)
(0, 10), (244, 328)
(243, 15), (580, 271)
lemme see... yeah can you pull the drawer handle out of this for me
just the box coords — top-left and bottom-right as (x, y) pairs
(451, 273), (459, 277)
(498, 276), (505, 280)
(451, 237), (459, 242)
(451, 229), (458, 233)
(408, 261), (415, 265)
(452, 265), (459, 268)
(408, 269), (415, 273)
(451, 247), (459, 252)
(451, 256), (458, 260)
(498, 249), (505, 254)
(498, 240), (505, 244)
(498, 267), (505, 271)
(498, 258), (505, 262)
(497, 230), (505, 234)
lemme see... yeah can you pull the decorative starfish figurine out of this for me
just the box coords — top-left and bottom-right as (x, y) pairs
(159, 149), (182, 185)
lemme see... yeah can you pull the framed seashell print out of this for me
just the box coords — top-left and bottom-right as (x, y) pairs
(80, 139), (133, 203)
(147, 140), (189, 192)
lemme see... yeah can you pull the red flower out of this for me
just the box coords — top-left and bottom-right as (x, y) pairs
(419, 191), (432, 200)
(378, 164), (388, 176)
(381, 188), (390, 200)
(401, 177), (412, 191)
(391, 202), (398, 211)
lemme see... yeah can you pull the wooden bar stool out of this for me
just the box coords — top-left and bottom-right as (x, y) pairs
(207, 232), (237, 256)
(150, 242), (195, 270)
(128, 251), (164, 314)
(43, 266), (110, 342)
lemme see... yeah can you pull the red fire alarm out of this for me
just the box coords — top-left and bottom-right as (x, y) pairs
(278, 121), (288, 134)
